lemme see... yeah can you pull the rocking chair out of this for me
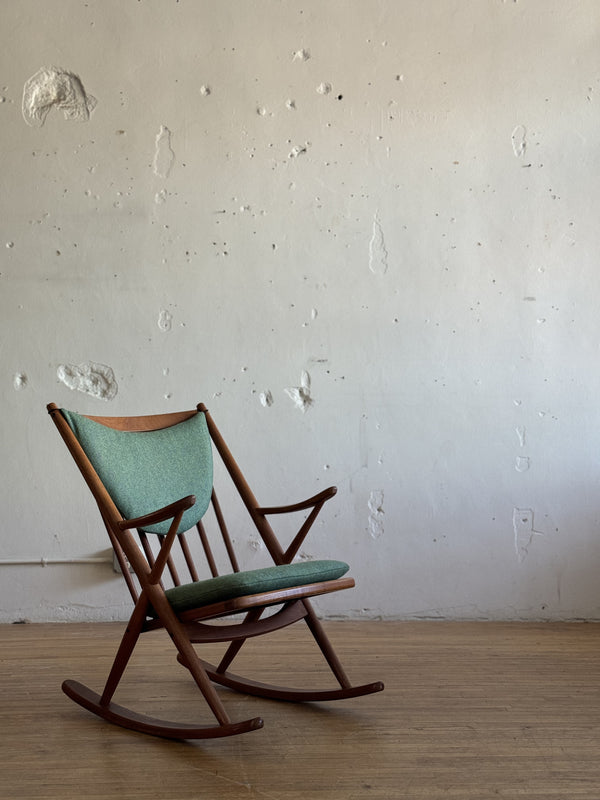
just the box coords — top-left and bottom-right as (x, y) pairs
(47, 401), (383, 739)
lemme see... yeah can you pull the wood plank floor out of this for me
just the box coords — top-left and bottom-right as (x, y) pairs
(2, 620), (600, 799)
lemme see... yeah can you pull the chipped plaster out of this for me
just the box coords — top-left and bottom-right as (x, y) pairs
(1, 0), (598, 622)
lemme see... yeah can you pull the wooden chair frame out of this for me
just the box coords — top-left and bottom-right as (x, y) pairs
(47, 402), (383, 739)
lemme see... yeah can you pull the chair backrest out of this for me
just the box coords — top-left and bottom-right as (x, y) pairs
(60, 408), (213, 535)
(48, 401), (272, 604)
(47, 403), (285, 602)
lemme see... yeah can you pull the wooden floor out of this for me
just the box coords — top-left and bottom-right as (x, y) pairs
(3, 620), (600, 799)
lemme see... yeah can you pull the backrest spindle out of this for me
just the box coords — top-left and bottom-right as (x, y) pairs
(197, 520), (219, 577)
(178, 533), (200, 582)
(211, 490), (240, 573)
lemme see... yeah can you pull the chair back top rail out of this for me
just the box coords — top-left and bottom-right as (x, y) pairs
(78, 409), (198, 431)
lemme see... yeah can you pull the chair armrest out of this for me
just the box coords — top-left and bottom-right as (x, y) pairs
(117, 495), (196, 586)
(256, 486), (337, 516)
(117, 495), (196, 530)
(256, 487), (338, 564)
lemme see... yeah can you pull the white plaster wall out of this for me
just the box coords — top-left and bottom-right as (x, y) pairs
(2, 0), (600, 622)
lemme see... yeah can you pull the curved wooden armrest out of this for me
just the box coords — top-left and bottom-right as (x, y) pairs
(118, 495), (196, 585)
(117, 495), (196, 531)
(256, 486), (337, 516)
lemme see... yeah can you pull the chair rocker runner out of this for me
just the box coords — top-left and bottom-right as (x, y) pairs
(47, 401), (383, 739)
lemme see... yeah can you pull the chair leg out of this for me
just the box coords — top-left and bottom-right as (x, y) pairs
(301, 598), (352, 689)
(100, 596), (149, 706)
(191, 598), (383, 703)
(154, 596), (245, 728)
(216, 607), (265, 674)
(62, 593), (264, 739)
(169, 629), (232, 726)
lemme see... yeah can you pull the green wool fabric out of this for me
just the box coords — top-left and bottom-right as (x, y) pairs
(60, 409), (213, 535)
(164, 559), (350, 613)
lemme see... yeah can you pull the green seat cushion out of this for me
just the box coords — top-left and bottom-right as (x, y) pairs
(164, 559), (350, 613)
(60, 409), (213, 535)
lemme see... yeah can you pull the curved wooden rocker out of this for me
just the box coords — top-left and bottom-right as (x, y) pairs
(47, 401), (384, 740)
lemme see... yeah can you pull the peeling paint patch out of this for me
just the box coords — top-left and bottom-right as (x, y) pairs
(369, 212), (388, 275)
(292, 48), (311, 62)
(57, 362), (118, 401)
(515, 456), (530, 472)
(317, 82), (332, 95)
(285, 371), (313, 412)
(157, 309), (172, 332)
(22, 66), (96, 127)
(511, 125), (527, 158)
(513, 508), (543, 563)
(154, 188), (167, 205)
(289, 143), (308, 158)
(153, 125), (175, 178)
(248, 536), (263, 552)
(13, 372), (28, 391)
(259, 390), (274, 407)
(368, 490), (385, 538)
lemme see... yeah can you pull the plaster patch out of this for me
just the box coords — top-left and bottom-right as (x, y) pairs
(57, 362), (118, 401)
(157, 309), (173, 332)
(369, 212), (388, 275)
(515, 456), (530, 472)
(153, 125), (175, 178)
(368, 490), (385, 538)
(516, 425), (526, 447)
(154, 189), (167, 205)
(317, 82), (332, 95)
(511, 125), (527, 158)
(513, 508), (543, 563)
(289, 143), (308, 158)
(285, 371), (313, 412)
(248, 536), (263, 552)
(13, 372), (28, 391)
(22, 66), (96, 127)
(259, 390), (274, 407)
(293, 48), (311, 62)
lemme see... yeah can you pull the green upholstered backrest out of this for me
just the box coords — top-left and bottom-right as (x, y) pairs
(60, 409), (213, 535)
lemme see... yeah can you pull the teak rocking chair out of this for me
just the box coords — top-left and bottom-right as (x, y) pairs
(47, 401), (383, 739)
